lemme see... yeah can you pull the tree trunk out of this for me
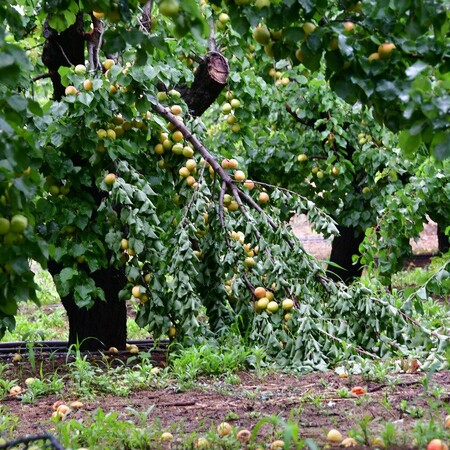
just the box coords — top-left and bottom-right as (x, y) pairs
(41, 13), (85, 101)
(48, 261), (127, 351)
(327, 225), (365, 284)
(437, 224), (449, 254)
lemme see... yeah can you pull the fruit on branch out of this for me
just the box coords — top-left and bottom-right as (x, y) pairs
(297, 153), (308, 162)
(303, 22), (316, 36)
(226, 115), (237, 125)
(234, 170), (246, 181)
(106, 129), (116, 139)
(186, 175), (196, 186)
(92, 11), (104, 19)
(159, 0), (180, 17)
(172, 130), (184, 142)
(282, 298), (294, 310)
(83, 79), (93, 90)
(368, 52), (380, 62)
(227, 201), (239, 211)
(0, 218), (11, 235)
(179, 167), (190, 178)
(74, 64), (86, 74)
(343, 21), (355, 32)
(171, 105), (183, 115)
(218, 13), (230, 24)
(254, 286), (267, 298)
(102, 59), (115, 70)
(168, 325), (176, 338)
(10, 215), (28, 233)
(378, 42), (396, 59)
(65, 86), (78, 96)
(132, 285), (142, 299)
(256, 297), (270, 311)
(267, 301), (279, 312)
(258, 192), (269, 203)
(222, 158), (239, 170)
(243, 180), (255, 190)
(222, 103), (232, 114)
(244, 257), (256, 268)
(253, 26), (271, 45)
(230, 99), (241, 109)
(104, 173), (116, 185)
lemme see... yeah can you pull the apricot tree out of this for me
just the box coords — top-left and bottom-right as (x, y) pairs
(0, 0), (448, 369)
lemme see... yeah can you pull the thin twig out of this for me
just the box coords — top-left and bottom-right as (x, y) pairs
(32, 73), (52, 82)
(219, 181), (226, 229)
(208, 19), (216, 52)
(317, 327), (380, 359)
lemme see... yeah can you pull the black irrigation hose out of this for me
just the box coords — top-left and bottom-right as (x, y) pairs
(0, 433), (64, 450)
(0, 339), (170, 360)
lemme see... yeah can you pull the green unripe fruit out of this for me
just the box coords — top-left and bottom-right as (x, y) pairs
(0, 218), (10, 235)
(159, 0), (179, 17)
(222, 103), (232, 114)
(230, 99), (241, 109)
(253, 26), (271, 45)
(182, 146), (194, 158)
(10, 214), (28, 233)
(172, 143), (184, 155)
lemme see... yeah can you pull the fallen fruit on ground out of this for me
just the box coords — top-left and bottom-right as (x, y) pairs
(341, 437), (357, 447)
(53, 400), (65, 410)
(195, 437), (210, 449)
(427, 439), (449, 450)
(70, 401), (84, 409)
(327, 429), (343, 443)
(161, 432), (173, 442)
(25, 377), (36, 386)
(236, 429), (251, 442)
(9, 386), (22, 396)
(351, 386), (366, 396)
(371, 437), (385, 448)
(270, 440), (285, 449)
(217, 422), (233, 437)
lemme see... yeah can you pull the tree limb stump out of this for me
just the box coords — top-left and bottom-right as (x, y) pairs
(180, 51), (229, 117)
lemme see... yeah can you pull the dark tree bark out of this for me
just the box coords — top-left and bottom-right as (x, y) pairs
(437, 224), (450, 254)
(327, 225), (365, 284)
(48, 261), (127, 351)
(179, 51), (230, 117)
(41, 13), (85, 100)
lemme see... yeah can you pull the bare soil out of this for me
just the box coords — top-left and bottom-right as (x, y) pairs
(2, 362), (450, 448)
(291, 215), (440, 260)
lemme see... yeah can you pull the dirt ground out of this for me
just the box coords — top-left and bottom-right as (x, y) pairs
(2, 362), (450, 448)
(291, 215), (440, 260)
